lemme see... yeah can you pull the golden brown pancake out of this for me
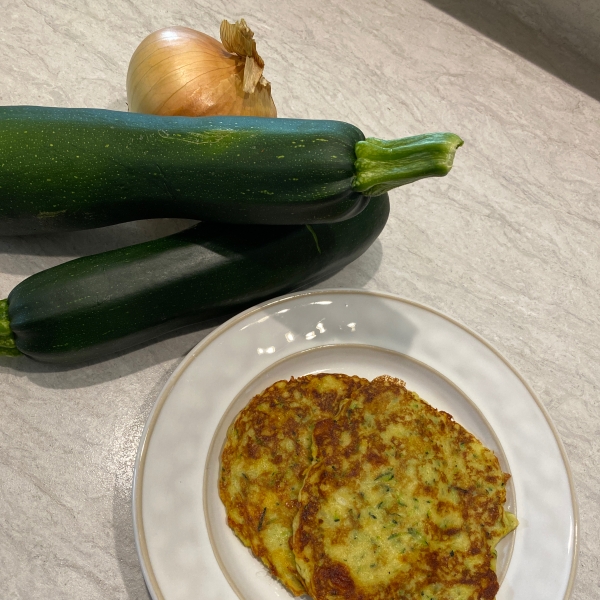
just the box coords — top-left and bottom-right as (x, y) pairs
(292, 376), (517, 600)
(219, 373), (368, 595)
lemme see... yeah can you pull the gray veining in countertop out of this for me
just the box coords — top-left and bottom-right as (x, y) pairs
(0, 1), (599, 598)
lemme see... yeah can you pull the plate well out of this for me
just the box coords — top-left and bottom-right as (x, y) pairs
(204, 344), (517, 600)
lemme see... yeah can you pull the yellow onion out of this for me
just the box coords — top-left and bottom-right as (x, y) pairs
(126, 19), (276, 117)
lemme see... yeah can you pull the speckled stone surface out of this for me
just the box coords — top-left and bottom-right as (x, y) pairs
(0, 1), (598, 599)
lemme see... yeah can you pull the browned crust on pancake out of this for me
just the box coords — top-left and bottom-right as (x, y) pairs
(292, 376), (515, 600)
(219, 373), (368, 595)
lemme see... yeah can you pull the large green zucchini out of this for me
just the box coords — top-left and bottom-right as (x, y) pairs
(0, 106), (461, 234)
(0, 194), (389, 363)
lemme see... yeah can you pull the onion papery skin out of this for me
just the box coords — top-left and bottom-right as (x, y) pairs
(126, 26), (276, 118)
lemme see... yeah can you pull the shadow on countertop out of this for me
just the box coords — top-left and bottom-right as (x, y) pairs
(112, 484), (153, 600)
(424, 0), (600, 103)
(0, 318), (221, 388)
(111, 368), (169, 600)
(0, 239), (384, 390)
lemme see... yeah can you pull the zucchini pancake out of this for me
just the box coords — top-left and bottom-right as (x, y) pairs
(219, 373), (368, 595)
(292, 376), (517, 600)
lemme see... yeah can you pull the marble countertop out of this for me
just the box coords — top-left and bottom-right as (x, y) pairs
(1, 1), (598, 598)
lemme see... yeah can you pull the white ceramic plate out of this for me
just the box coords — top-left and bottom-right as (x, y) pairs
(133, 289), (578, 600)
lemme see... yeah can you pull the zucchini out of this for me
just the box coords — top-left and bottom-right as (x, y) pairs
(0, 194), (389, 363)
(0, 106), (461, 234)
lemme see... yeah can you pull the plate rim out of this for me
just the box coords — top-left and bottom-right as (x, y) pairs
(131, 288), (579, 600)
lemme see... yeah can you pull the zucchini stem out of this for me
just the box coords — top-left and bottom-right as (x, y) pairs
(0, 299), (21, 357)
(352, 133), (463, 197)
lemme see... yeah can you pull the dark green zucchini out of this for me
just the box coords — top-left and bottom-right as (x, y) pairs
(0, 106), (461, 234)
(0, 194), (389, 364)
